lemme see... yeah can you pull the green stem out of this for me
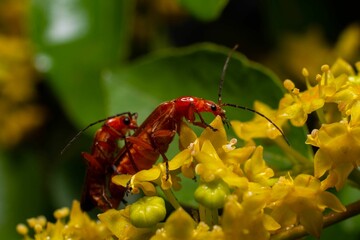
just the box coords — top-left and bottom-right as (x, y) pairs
(161, 189), (181, 210)
(199, 204), (219, 227)
(275, 138), (313, 169)
(315, 108), (327, 124)
(199, 204), (207, 223)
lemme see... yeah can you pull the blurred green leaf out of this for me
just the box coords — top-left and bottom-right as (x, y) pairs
(29, 0), (134, 128)
(0, 149), (47, 239)
(177, 0), (228, 21)
(103, 43), (312, 206)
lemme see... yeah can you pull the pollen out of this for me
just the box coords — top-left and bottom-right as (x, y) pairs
(223, 138), (237, 152)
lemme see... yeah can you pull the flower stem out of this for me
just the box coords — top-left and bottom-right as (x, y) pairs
(275, 138), (313, 170)
(161, 189), (181, 210)
(199, 204), (219, 227)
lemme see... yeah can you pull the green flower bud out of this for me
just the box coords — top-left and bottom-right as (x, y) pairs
(194, 180), (230, 209)
(130, 196), (166, 228)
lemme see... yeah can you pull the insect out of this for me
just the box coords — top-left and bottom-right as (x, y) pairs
(62, 112), (138, 211)
(113, 45), (287, 187)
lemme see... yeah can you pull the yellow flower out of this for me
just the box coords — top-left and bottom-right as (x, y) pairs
(172, 120), (200, 179)
(17, 200), (111, 240)
(98, 206), (155, 240)
(151, 208), (196, 240)
(151, 208), (225, 240)
(306, 101), (360, 190)
(0, 36), (44, 148)
(112, 168), (160, 196)
(244, 146), (274, 185)
(329, 60), (360, 116)
(221, 195), (280, 240)
(269, 174), (345, 238)
(231, 101), (286, 141)
(278, 79), (324, 126)
(195, 139), (248, 189)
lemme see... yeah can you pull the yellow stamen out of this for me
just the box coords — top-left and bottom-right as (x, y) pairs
(321, 64), (330, 86)
(283, 79), (295, 91)
(302, 68), (309, 77)
(302, 68), (312, 89)
(292, 88), (300, 95)
(310, 129), (318, 138)
(16, 224), (28, 235)
(26, 218), (37, 228)
(316, 74), (323, 95)
(54, 207), (70, 219)
(321, 64), (330, 73)
(34, 223), (43, 233)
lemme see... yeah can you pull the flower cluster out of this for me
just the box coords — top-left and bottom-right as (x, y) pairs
(0, 0), (44, 148)
(16, 200), (111, 240)
(18, 59), (360, 239)
(234, 59), (360, 191)
(105, 116), (344, 239)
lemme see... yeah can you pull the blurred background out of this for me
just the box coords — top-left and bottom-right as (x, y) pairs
(1, 0), (359, 239)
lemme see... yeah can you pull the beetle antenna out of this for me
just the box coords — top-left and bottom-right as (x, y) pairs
(60, 112), (137, 155)
(222, 103), (290, 145)
(218, 44), (239, 105)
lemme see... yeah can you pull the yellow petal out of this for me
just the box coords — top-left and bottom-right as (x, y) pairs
(112, 175), (132, 187)
(179, 121), (197, 150)
(169, 149), (191, 171)
(263, 214), (281, 231)
(199, 116), (227, 152)
(163, 208), (196, 239)
(135, 168), (161, 182)
(138, 181), (158, 196)
(298, 206), (323, 238)
(98, 208), (154, 239)
(317, 191), (346, 212)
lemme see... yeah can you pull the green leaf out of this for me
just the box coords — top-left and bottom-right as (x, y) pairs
(0, 149), (47, 239)
(29, 0), (134, 128)
(177, 0), (228, 21)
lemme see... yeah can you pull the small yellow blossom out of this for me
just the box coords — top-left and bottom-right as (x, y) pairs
(112, 168), (160, 196)
(0, 2), (45, 148)
(278, 80), (324, 126)
(269, 174), (345, 238)
(221, 195), (280, 240)
(244, 146), (274, 185)
(306, 102), (360, 190)
(151, 210), (225, 240)
(231, 101), (286, 140)
(17, 200), (111, 240)
(195, 140), (248, 189)
(329, 60), (360, 116)
(98, 207), (155, 240)
(150, 208), (196, 240)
